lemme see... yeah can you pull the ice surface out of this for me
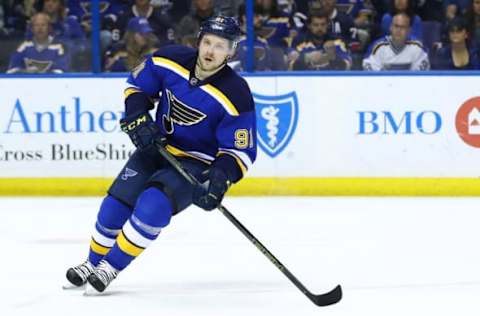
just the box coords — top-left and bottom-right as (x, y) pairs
(1, 197), (479, 316)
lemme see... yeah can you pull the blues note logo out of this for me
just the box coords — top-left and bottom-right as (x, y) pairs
(121, 167), (138, 180)
(253, 92), (299, 158)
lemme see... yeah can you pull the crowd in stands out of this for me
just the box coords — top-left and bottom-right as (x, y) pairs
(1, 0), (480, 73)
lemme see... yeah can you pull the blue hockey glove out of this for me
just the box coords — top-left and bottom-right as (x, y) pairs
(193, 167), (230, 211)
(120, 112), (166, 149)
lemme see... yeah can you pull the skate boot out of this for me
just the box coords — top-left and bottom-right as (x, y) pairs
(66, 260), (95, 287)
(87, 260), (118, 292)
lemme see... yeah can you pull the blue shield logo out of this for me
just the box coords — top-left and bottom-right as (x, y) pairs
(253, 91), (299, 158)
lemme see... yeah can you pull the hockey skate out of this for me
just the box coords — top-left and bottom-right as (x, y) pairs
(64, 260), (95, 289)
(86, 260), (118, 293)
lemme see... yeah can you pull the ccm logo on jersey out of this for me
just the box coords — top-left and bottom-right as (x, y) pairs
(120, 114), (148, 132)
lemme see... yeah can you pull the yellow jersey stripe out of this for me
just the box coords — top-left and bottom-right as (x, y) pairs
(152, 57), (190, 78)
(90, 238), (110, 255)
(202, 84), (239, 116)
(217, 150), (247, 176)
(165, 144), (212, 164)
(152, 57), (239, 116)
(117, 231), (145, 257)
(124, 87), (140, 99)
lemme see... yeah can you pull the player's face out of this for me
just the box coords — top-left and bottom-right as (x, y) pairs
(309, 17), (328, 37)
(390, 15), (410, 44)
(198, 34), (233, 71)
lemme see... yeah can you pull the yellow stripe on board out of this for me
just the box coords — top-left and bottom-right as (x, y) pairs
(117, 231), (144, 257)
(1, 178), (480, 196)
(90, 238), (110, 255)
(0, 178), (113, 196)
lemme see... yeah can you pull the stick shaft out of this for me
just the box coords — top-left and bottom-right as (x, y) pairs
(155, 143), (342, 306)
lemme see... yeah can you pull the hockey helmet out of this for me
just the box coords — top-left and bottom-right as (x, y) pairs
(198, 15), (241, 46)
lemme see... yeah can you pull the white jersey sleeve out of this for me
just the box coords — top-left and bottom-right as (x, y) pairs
(362, 50), (384, 70)
(410, 49), (430, 70)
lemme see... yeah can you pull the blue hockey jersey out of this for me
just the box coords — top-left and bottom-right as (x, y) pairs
(7, 37), (69, 73)
(124, 45), (257, 183)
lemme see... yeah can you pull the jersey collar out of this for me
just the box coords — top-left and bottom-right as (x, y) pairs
(188, 53), (230, 87)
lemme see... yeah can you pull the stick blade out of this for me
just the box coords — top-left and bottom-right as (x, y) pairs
(310, 285), (342, 307)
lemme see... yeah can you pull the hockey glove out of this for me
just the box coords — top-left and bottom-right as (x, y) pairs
(193, 167), (230, 211)
(120, 112), (166, 150)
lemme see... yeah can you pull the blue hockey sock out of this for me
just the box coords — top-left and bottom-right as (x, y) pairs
(88, 195), (132, 265)
(104, 187), (173, 270)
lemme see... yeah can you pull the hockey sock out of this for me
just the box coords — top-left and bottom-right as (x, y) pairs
(104, 187), (173, 271)
(88, 195), (133, 265)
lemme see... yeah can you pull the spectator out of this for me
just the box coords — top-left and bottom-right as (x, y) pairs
(380, 0), (422, 39)
(175, 0), (215, 47)
(3, 0), (37, 36)
(465, 0), (480, 48)
(440, 0), (462, 45)
(433, 17), (479, 69)
(230, 4), (285, 71)
(0, 4), (7, 37)
(115, 0), (174, 47)
(215, 0), (242, 16)
(66, 1), (128, 25)
(416, 0), (445, 23)
(255, 0), (291, 49)
(67, 0), (129, 52)
(7, 12), (69, 73)
(38, 0), (86, 50)
(158, 0), (190, 21)
(290, 10), (352, 70)
(104, 17), (158, 72)
(317, 0), (356, 45)
(444, 0), (471, 17)
(363, 13), (429, 70)
(150, 0), (173, 14)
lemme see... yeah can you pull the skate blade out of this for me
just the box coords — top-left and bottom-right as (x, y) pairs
(62, 283), (86, 291)
(83, 283), (104, 296)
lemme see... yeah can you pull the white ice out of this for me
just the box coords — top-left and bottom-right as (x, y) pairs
(0, 196), (479, 316)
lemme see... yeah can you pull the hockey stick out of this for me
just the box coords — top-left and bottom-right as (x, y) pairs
(155, 142), (342, 306)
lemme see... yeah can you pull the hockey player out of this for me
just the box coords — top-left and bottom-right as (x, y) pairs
(65, 15), (257, 293)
